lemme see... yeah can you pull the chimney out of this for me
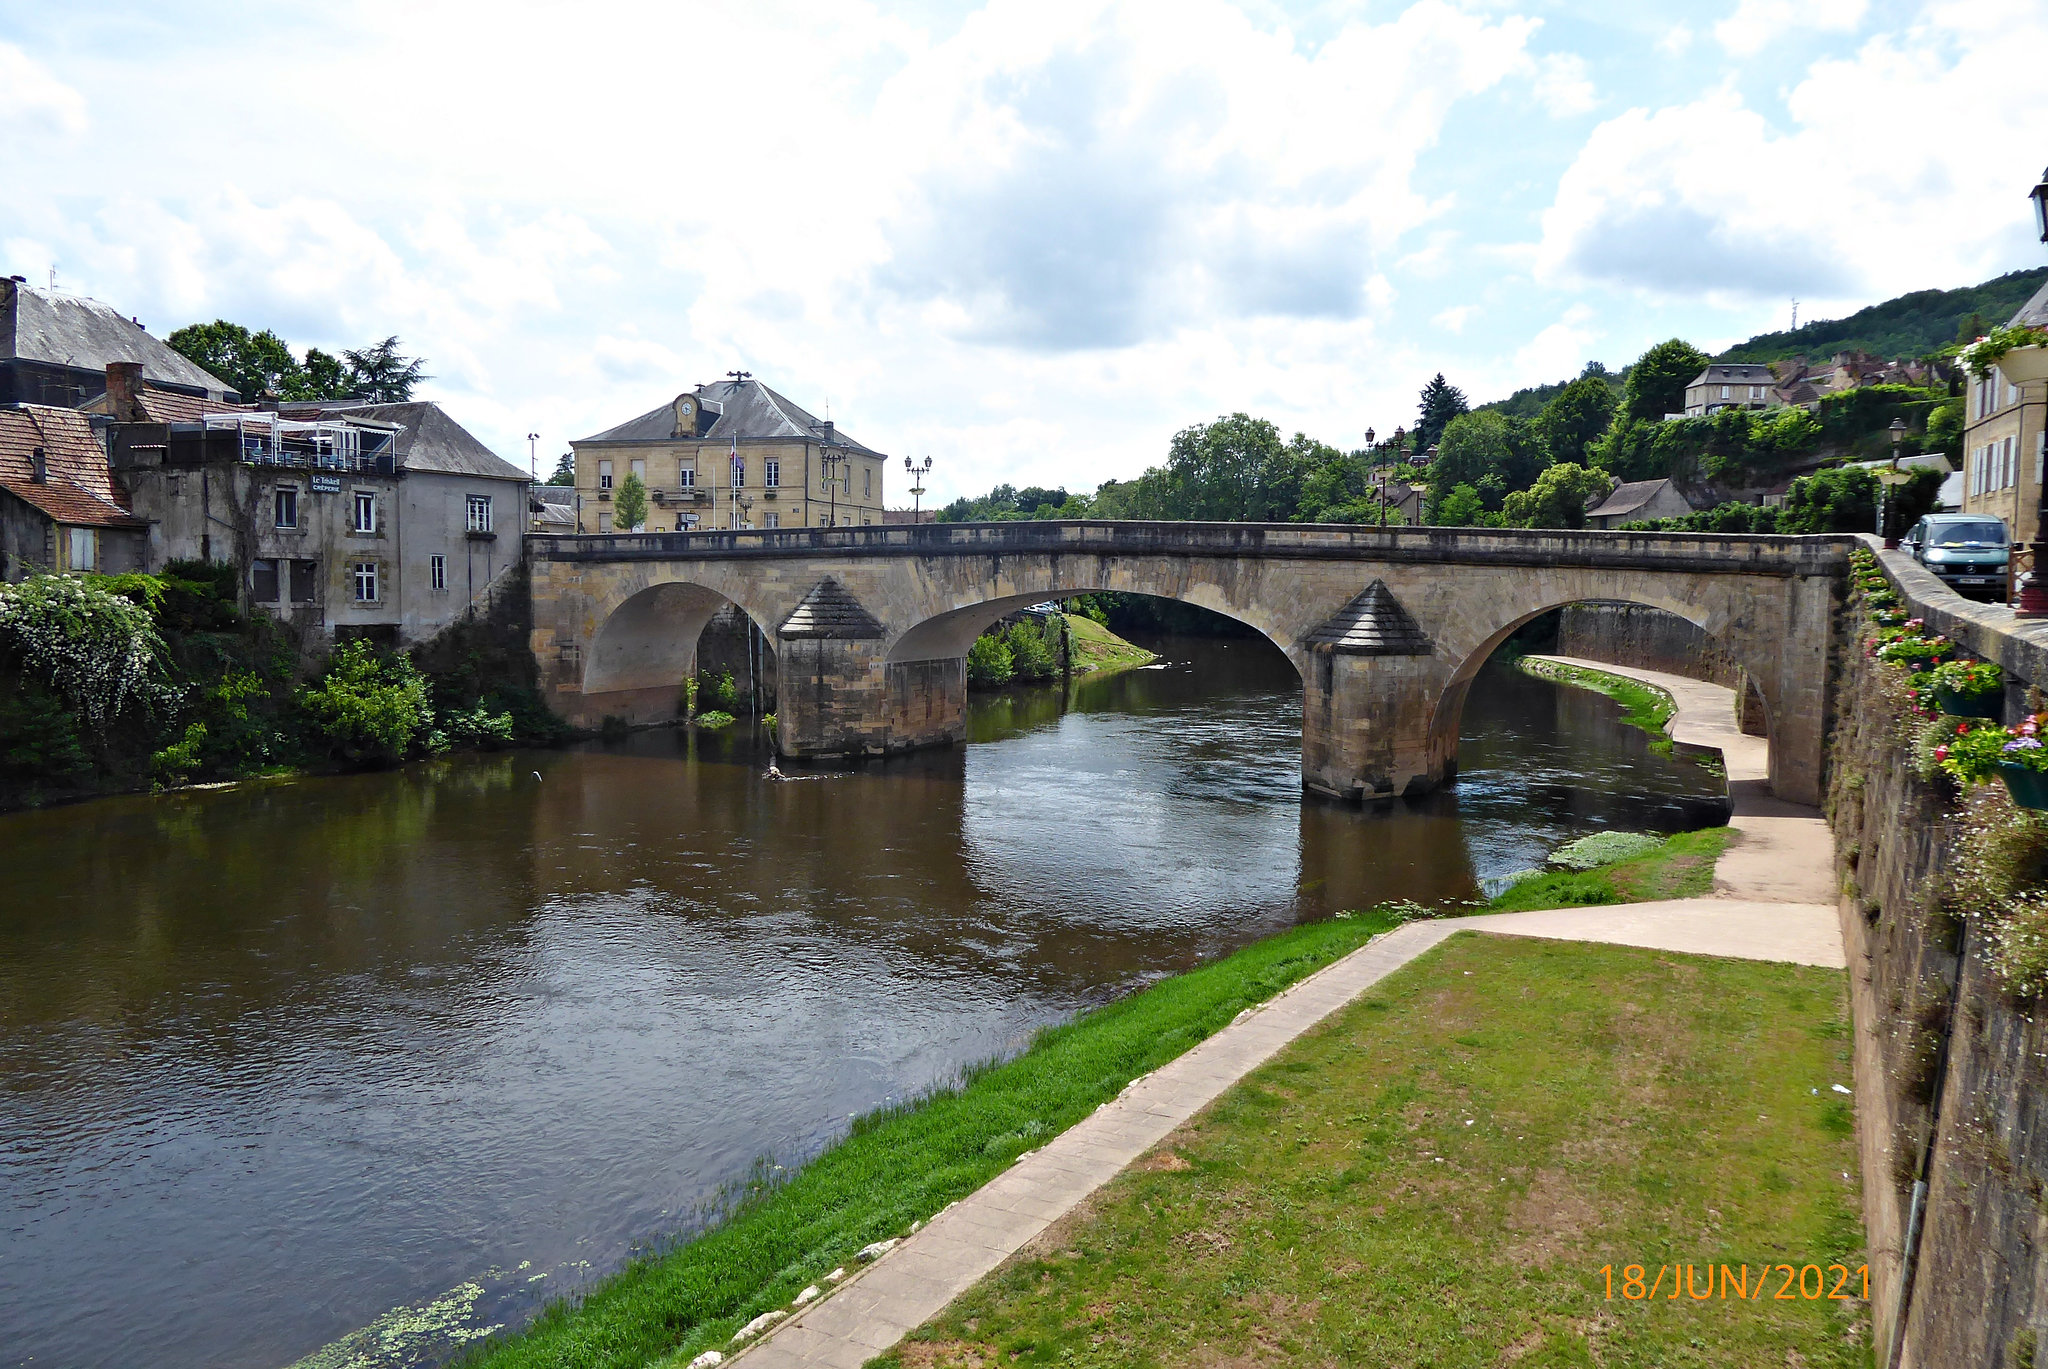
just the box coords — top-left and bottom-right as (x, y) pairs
(30, 446), (47, 483)
(105, 361), (147, 422)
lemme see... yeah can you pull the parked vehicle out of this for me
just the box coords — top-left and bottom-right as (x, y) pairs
(1901, 514), (2011, 599)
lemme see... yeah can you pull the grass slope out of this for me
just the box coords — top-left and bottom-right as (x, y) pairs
(456, 911), (1404, 1369)
(1066, 615), (1158, 674)
(883, 933), (1864, 1368)
(1485, 827), (1731, 913)
(1515, 656), (1680, 756)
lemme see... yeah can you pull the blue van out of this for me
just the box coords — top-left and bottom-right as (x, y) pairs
(1901, 514), (2011, 599)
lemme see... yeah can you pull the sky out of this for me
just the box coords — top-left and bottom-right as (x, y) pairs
(3, 0), (2045, 502)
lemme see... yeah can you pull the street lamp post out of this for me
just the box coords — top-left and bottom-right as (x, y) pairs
(904, 455), (933, 521)
(527, 432), (539, 481)
(2017, 166), (2048, 617)
(821, 446), (845, 527)
(1875, 417), (1911, 548)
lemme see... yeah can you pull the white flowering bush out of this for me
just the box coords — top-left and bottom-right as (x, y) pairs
(0, 574), (167, 728)
(1986, 892), (2048, 1000)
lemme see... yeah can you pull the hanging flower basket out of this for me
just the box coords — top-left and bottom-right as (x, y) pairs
(1936, 686), (2001, 719)
(2000, 763), (2048, 810)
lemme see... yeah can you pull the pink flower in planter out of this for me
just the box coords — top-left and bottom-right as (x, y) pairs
(1935, 746), (1950, 761)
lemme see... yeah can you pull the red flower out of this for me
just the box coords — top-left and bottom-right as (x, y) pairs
(1935, 747), (1950, 761)
(1958, 724), (1970, 736)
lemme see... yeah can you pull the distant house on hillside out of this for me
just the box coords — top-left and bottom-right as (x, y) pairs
(1584, 477), (1694, 529)
(1, 276), (236, 407)
(1765, 351), (1952, 410)
(1683, 364), (1776, 417)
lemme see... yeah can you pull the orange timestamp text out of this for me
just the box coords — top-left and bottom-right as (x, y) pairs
(1600, 1263), (1868, 1302)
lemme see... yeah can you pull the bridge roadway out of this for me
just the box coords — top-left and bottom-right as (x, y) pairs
(527, 521), (1851, 804)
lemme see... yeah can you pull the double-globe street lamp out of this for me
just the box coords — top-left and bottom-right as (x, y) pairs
(904, 455), (934, 520)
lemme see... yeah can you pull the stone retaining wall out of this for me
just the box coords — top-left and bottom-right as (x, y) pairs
(1556, 601), (1769, 735)
(1834, 544), (2048, 1367)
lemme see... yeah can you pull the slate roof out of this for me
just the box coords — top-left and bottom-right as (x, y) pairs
(2012, 277), (2048, 329)
(79, 381), (256, 423)
(0, 405), (146, 528)
(278, 400), (528, 482)
(2, 279), (236, 397)
(580, 377), (883, 456)
(531, 485), (576, 529)
(1304, 581), (1431, 655)
(778, 578), (884, 639)
(1585, 477), (1679, 521)
(1688, 363), (1774, 387)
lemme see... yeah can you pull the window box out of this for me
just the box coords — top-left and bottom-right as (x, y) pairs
(2000, 345), (2048, 385)
(466, 529), (498, 541)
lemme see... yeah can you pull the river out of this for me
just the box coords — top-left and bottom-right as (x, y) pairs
(0, 635), (1726, 1368)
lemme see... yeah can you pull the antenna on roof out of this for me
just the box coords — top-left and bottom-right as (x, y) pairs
(47, 265), (57, 291)
(727, 369), (752, 386)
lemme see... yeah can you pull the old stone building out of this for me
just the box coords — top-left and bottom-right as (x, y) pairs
(1583, 477), (1695, 528)
(571, 375), (886, 533)
(1, 275), (235, 408)
(0, 403), (149, 580)
(108, 381), (529, 643)
(1959, 278), (2048, 532)
(1682, 363), (1776, 416)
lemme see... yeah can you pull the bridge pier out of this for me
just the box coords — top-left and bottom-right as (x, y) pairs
(1300, 651), (1452, 800)
(777, 642), (965, 758)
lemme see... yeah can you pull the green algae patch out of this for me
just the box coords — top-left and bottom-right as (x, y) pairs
(1485, 827), (1732, 913)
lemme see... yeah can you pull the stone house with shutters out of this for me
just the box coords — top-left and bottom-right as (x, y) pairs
(1958, 278), (2048, 532)
(0, 402), (150, 580)
(571, 375), (886, 533)
(105, 370), (529, 643)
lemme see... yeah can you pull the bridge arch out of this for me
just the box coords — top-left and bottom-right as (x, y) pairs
(580, 577), (780, 723)
(886, 586), (1300, 676)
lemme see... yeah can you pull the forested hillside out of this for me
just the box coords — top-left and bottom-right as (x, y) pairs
(1715, 267), (2046, 364)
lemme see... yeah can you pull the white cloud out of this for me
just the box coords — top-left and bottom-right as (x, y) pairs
(0, 42), (87, 136)
(1530, 52), (1597, 116)
(1715, 0), (1867, 57)
(1511, 303), (1597, 379)
(1434, 304), (1476, 333)
(1537, 2), (2048, 317)
(1657, 24), (1694, 56)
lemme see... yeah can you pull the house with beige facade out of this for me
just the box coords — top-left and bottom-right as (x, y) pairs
(1683, 364), (1777, 417)
(1958, 280), (2048, 534)
(570, 376), (886, 533)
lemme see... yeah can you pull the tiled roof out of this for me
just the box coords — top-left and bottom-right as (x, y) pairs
(0, 405), (145, 528)
(1305, 581), (1431, 655)
(2, 279), (236, 397)
(778, 578), (884, 639)
(80, 381), (257, 423)
(1585, 477), (1676, 519)
(581, 377), (883, 456)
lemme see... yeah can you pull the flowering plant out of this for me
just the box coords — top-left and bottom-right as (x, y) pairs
(1876, 630), (1951, 668)
(0, 573), (169, 728)
(2000, 716), (2048, 775)
(1937, 720), (2013, 784)
(1933, 658), (2005, 699)
(1961, 323), (2048, 378)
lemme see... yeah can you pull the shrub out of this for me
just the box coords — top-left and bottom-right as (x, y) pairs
(694, 710), (736, 728)
(296, 641), (435, 765)
(1005, 620), (1058, 681)
(966, 632), (1014, 687)
(439, 704), (516, 748)
(0, 573), (170, 728)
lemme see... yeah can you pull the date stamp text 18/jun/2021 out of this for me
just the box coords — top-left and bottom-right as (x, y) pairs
(1601, 1265), (1868, 1302)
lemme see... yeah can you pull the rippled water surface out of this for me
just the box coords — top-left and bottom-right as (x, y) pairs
(0, 637), (1724, 1368)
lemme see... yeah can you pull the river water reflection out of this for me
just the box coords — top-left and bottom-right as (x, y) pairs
(0, 636), (1725, 1368)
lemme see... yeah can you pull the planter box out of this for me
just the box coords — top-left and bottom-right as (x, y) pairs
(1936, 685), (2001, 719)
(1999, 345), (2048, 386)
(2000, 762), (2048, 810)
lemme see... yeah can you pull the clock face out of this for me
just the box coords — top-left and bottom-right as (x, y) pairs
(680, 400), (693, 415)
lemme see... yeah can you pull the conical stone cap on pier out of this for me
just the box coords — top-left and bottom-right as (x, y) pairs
(778, 577), (884, 639)
(1304, 580), (1432, 655)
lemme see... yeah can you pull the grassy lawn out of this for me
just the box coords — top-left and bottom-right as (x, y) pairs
(455, 911), (1405, 1369)
(1067, 615), (1158, 674)
(880, 933), (1865, 1369)
(1485, 827), (1731, 913)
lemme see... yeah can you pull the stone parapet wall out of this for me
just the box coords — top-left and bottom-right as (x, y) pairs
(1835, 542), (2048, 1367)
(1556, 601), (1770, 735)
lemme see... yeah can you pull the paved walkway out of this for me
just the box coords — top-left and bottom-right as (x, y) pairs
(727, 659), (1843, 1369)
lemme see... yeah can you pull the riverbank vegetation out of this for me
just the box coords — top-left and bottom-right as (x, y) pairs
(880, 932), (1863, 1368)
(455, 909), (1411, 1369)
(1513, 656), (1677, 752)
(1485, 827), (1731, 912)
(963, 607), (1157, 689)
(0, 564), (562, 811)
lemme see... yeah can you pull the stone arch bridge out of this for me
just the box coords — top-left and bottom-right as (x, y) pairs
(528, 522), (1850, 804)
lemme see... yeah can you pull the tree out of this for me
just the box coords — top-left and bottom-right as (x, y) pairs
(613, 473), (649, 532)
(1620, 339), (1710, 423)
(341, 337), (429, 402)
(297, 348), (349, 400)
(1426, 411), (1545, 520)
(1160, 413), (1304, 521)
(1535, 376), (1617, 464)
(546, 453), (575, 486)
(1414, 373), (1469, 451)
(1432, 482), (1490, 527)
(1499, 463), (1615, 529)
(165, 320), (305, 401)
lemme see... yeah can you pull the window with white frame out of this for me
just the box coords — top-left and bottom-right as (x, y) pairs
(1720, 384), (1730, 399)
(677, 465), (696, 489)
(66, 527), (97, 571)
(730, 509), (745, 529)
(431, 554), (447, 591)
(466, 494), (493, 533)
(275, 485), (299, 529)
(597, 512), (612, 532)
(351, 560), (379, 602)
(630, 458), (646, 484)
(763, 512), (780, 528)
(352, 490), (377, 533)
(864, 468), (872, 499)
(765, 458), (780, 488)
(599, 459), (614, 491)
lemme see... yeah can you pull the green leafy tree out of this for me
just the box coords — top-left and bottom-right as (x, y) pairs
(1535, 376), (1617, 464)
(296, 641), (434, 766)
(1426, 412), (1544, 520)
(1432, 482), (1491, 527)
(613, 473), (649, 531)
(1005, 621), (1058, 681)
(342, 336), (429, 402)
(1621, 339), (1710, 423)
(297, 347), (350, 400)
(165, 320), (305, 401)
(1159, 414), (1306, 521)
(546, 453), (576, 486)
(1414, 373), (1469, 451)
(966, 632), (1014, 687)
(1499, 463), (1615, 529)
